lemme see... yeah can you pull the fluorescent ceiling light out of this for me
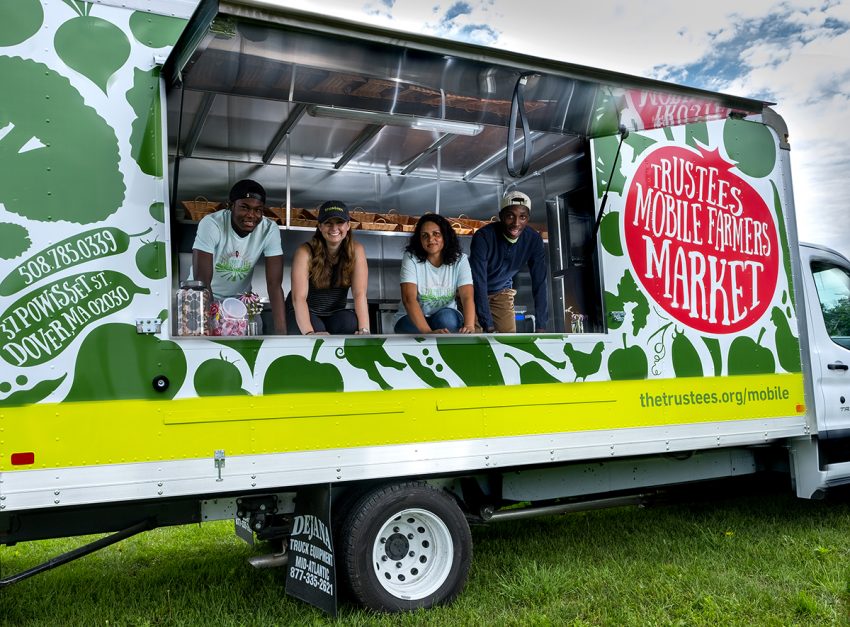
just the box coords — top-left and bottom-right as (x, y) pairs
(307, 105), (484, 136)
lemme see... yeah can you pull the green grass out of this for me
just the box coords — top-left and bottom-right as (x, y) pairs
(2, 485), (850, 626)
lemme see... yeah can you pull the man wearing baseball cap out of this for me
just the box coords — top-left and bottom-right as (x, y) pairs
(469, 190), (548, 333)
(189, 179), (286, 333)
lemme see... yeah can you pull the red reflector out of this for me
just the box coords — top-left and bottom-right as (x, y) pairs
(796, 404), (806, 413)
(10, 452), (35, 466)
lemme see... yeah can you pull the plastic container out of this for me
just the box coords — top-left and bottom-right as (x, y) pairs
(219, 297), (248, 336)
(177, 280), (210, 336)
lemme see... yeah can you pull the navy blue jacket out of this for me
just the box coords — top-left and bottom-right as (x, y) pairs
(469, 222), (548, 330)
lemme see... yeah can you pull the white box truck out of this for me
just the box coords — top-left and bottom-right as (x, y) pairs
(3, 0), (850, 614)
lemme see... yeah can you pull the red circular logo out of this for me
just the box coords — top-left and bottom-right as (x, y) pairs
(623, 145), (778, 334)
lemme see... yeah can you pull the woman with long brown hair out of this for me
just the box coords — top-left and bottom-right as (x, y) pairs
(287, 201), (370, 335)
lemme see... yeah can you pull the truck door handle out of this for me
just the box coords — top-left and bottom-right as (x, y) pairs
(828, 362), (849, 371)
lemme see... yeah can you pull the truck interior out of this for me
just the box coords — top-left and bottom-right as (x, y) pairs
(164, 1), (767, 336)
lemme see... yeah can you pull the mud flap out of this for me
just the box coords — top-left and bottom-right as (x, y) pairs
(284, 483), (337, 616)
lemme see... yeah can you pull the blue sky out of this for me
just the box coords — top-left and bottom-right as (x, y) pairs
(273, 0), (850, 257)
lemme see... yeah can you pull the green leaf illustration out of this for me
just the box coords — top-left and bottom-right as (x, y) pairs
(771, 306), (801, 373)
(723, 118), (776, 178)
(0, 57), (125, 224)
(0, 227), (147, 296)
(771, 180), (794, 308)
(436, 337), (504, 387)
(126, 67), (163, 177)
(136, 240), (166, 279)
(494, 336), (565, 369)
(685, 122), (709, 148)
(149, 202), (165, 223)
(129, 11), (187, 48)
(563, 341), (604, 381)
(594, 135), (627, 199)
(0, 223), (31, 260)
(0, 0), (43, 46)
(54, 11), (130, 93)
(702, 337), (722, 376)
(599, 211), (623, 256)
(213, 338), (262, 374)
(402, 353), (450, 388)
(624, 132), (656, 160)
(66, 323), (186, 401)
(604, 270), (649, 335)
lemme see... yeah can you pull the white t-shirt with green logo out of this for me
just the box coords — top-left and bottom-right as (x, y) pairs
(394, 251), (473, 323)
(189, 210), (283, 300)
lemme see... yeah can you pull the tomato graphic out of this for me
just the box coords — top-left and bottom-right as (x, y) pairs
(623, 145), (779, 335)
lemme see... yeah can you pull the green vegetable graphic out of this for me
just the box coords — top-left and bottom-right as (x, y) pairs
(0, 0), (43, 46)
(149, 202), (165, 223)
(594, 134), (627, 199)
(608, 333), (648, 380)
(494, 336), (565, 369)
(136, 239), (166, 280)
(623, 132), (656, 160)
(129, 11), (186, 48)
(727, 328), (776, 375)
(195, 355), (249, 396)
(771, 306), (801, 373)
(671, 329), (703, 378)
(563, 341), (604, 381)
(685, 122), (709, 148)
(343, 338), (405, 390)
(771, 181), (794, 308)
(436, 337), (504, 387)
(55, 1), (130, 93)
(588, 89), (620, 137)
(723, 118), (776, 178)
(0, 271), (150, 367)
(604, 270), (649, 335)
(0, 223), (31, 260)
(0, 56), (125, 224)
(264, 340), (343, 393)
(505, 354), (559, 384)
(599, 211), (623, 256)
(0, 374), (66, 408)
(127, 67), (163, 177)
(402, 353), (449, 388)
(213, 339), (262, 374)
(702, 337), (722, 377)
(66, 323), (186, 401)
(0, 227), (149, 296)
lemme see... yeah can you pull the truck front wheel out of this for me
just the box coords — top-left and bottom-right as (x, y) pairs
(339, 482), (472, 612)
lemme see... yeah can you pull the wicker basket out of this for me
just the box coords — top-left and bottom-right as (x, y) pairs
(361, 217), (402, 232)
(290, 218), (318, 229)
(449, 221), (474, 236)
(263, 206), (284, 224)
(350, 211), (380, 224)
(181, 197), (221, 221)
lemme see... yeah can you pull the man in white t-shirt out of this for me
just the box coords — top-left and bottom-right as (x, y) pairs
(189, 179), (286, 333)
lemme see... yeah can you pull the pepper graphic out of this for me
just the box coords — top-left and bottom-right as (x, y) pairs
(437, 337), (504, 387)
(264, 339), (344, 394)
(0, 374), (66, 407)
(504, 353), (560, 384)
(342, 338), (405, 390)
(495, 336), (566, 369)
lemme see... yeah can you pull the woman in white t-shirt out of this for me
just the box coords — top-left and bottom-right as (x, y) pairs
(394, 213), (476, 334)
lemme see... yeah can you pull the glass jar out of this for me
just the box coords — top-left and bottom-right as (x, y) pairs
(177, 280), (210, 336)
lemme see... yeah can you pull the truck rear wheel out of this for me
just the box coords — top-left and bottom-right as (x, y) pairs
(338, 482), (472, 612)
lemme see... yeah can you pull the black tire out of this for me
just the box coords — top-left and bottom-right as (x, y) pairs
(338, 481), (472, 612)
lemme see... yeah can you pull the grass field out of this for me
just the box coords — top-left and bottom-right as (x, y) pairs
(1, 480), (849, 626)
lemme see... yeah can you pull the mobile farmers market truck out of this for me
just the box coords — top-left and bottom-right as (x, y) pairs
(3, 0), (850, 615)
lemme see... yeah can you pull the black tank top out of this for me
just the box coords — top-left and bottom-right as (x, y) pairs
(307, 258), (349, 315)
